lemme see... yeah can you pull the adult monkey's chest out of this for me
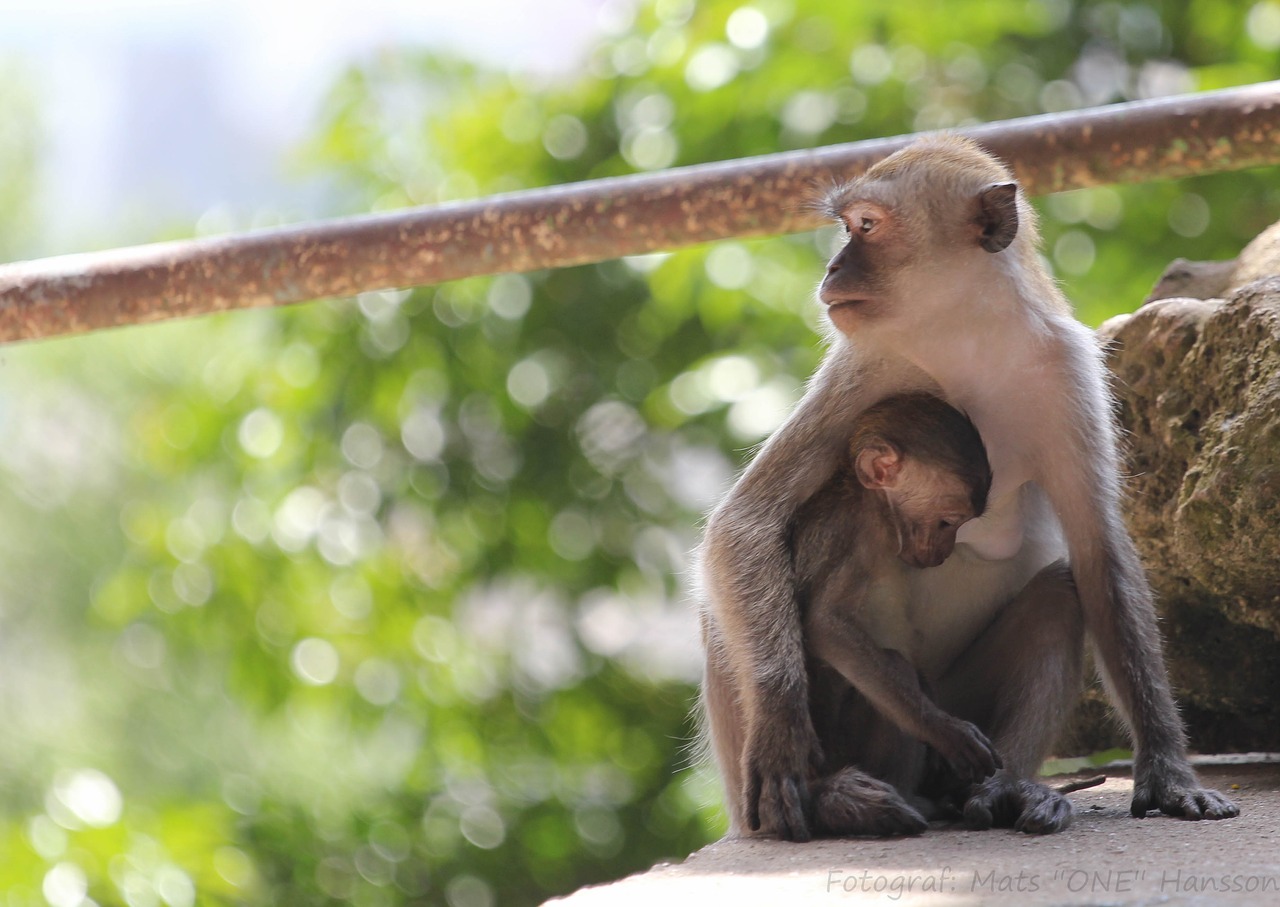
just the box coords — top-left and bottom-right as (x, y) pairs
(908, 482), (1066, 679)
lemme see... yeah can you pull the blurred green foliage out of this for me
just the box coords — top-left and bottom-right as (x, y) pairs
(0, 1), (1278, 905)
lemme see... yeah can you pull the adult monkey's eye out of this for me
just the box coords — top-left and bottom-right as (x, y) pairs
(860, 216), (876, 234)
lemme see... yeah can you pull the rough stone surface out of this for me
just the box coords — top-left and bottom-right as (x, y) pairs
(548, 762), (1280, 907)
(1083, 224), (1280, 753)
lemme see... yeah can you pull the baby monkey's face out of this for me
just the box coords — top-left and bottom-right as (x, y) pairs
(876, 460), (980, 569)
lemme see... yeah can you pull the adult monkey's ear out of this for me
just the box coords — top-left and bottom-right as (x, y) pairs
(976, 181), (1019, 253)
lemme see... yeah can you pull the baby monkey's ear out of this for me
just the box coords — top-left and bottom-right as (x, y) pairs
(854, 440), (902, 489)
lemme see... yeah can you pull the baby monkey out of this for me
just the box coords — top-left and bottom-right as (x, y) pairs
(789, 392), (1002, 836)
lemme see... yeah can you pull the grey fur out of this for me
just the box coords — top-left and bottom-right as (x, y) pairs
(697, 135), (1239, 841)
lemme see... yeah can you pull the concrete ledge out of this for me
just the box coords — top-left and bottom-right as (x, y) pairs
(549, 761), (1280, 906)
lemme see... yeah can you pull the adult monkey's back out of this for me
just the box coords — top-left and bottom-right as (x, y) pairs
(697, 135), (1239, 841)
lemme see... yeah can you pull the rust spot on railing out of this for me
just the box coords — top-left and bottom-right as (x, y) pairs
(2, 82), (1280, 344)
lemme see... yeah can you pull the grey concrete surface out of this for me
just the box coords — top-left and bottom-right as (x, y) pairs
(549, 760), (1280, 906)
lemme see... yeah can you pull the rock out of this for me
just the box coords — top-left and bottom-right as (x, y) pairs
(1068, 229), (1280, 755)
(549, 764), (1280, 907)
(1141, 218), (1280, 306)
(1228, 220), (1280, 292)
(1143, 258), (1234, 304)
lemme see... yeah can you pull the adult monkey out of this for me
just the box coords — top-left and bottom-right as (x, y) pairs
(698, 135), (1239, 840)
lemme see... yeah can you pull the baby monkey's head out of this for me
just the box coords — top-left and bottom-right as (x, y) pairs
(850, 393), (992, 568)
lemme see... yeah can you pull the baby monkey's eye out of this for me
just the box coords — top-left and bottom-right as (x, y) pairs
(860, 216), (876, 234)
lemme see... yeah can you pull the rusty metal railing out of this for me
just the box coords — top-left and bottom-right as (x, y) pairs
(2, 81), (1279, 345)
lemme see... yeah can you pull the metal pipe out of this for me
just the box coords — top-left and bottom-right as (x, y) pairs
(3, 81), (1280, 344)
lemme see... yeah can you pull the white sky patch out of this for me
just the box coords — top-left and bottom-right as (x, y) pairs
(0, 0), (605, 254)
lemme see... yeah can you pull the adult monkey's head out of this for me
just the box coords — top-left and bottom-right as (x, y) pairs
(818, 135), (1034, 336)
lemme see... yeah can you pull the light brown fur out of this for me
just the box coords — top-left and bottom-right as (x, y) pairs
(698, 135), (1238, 841)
